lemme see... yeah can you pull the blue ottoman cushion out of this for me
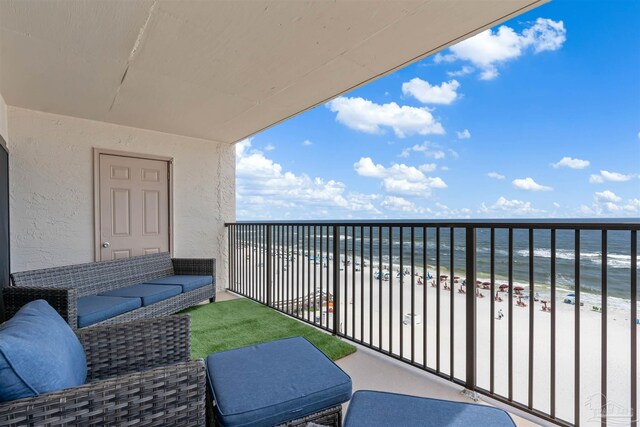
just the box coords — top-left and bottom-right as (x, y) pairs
(144, 275), (212, 292)
(206, 337), (352, 427)
(344, 390), (516, 427)
(0, 300), (87, 402)
(99, 284), (182, 306)
(77, 295), (142, 328)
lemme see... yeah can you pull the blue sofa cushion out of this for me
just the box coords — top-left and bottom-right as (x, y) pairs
(0, 300), (87, 402)
(98, 284), (182, 307)
(77, 295), (142, 328)
(344, 391), (516, 427)
(206, 337), (352, 427)
(144, 275), (212, 292)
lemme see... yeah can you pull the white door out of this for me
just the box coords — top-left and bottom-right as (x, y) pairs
(98, 154), (169, 260)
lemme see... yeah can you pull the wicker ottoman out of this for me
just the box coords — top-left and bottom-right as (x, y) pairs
(343, 391), (516, 427)
(205, 337), (352, 427)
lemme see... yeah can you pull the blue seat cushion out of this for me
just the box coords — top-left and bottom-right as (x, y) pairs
(0, 300), (87, 402)
(98, 284), (182, 307)
(77, 295), (142, 328)
(206, 337), (352, 427)
(144, 275), (212, 292)
(344, 391), (516, 427)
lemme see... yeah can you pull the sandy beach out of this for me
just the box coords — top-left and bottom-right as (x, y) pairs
(235, 247), (639, 425)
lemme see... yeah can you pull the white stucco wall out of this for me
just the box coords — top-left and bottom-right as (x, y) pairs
(7, 107), (235, 289)
(0, 93), (7, 142)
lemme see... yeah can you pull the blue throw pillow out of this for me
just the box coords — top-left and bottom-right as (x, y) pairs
(0, 300), (87, 402)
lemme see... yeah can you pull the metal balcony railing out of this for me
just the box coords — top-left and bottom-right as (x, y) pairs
(225, 220), (639, 426)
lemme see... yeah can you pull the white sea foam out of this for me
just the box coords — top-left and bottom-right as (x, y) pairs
(515, 248), (638, 269)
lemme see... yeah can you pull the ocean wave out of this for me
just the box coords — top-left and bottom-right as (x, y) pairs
(514, 248), (638, 269)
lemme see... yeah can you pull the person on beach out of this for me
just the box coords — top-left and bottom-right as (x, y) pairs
(496, 309), (504, 320)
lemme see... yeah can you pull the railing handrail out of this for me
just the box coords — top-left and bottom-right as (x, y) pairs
(226, 219), (640, 231)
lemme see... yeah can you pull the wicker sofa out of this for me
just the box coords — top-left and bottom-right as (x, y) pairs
(3, 252), (215, 329)
(0, 314), (206, 427)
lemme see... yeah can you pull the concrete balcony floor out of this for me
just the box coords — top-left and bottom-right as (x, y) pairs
(215, 291), (546, 426)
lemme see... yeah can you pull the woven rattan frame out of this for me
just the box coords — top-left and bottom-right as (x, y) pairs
(0, 315), (206, 427)
(4, 253), (215, 329)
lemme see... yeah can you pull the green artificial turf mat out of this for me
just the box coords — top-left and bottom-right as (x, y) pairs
(181, 298), (356, 360)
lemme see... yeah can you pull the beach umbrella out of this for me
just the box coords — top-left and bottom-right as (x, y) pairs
(482, 281), (491, 288)
(476, 280), (482, 285)
(453, 276), (460, 282)
(514, 286), (524, 291)
(440, 274), (448, 280)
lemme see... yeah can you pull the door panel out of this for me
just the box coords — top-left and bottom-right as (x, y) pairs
(99, 154), (169, 260)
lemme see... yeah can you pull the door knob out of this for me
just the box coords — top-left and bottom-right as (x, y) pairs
(102, 242), (110, 248)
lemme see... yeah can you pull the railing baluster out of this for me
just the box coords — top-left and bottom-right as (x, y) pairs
(423, 226), (428, 369)
(490, 227), (495, 394)
(313, 225), (317, 325)
(631, 230), (637, 427)
(333, 225), (340, 335)
(379, 226), (383, 350)
(601, 229), (608, 427)
(436, 227), (441, 373)
(550, 228), (556, 419)
(326, 227), (330, 329)
(411, 226), (416, 364)
(353, 225), (356, 339)
(369, 226), (373, 347)
(575, 230), (581, 426)
(400, 226), (404, 360)
(528, 228), (535, 409)
(465, 226), (477, 393)
(344, 226), (349, 337)
(361, 225), (365, 343)
(450, 226), (454, 380)
(508, 228), (514, 401)
(389, 226), (394, 355)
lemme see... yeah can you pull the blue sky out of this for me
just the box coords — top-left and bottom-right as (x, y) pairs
(236, 0), (640, 220)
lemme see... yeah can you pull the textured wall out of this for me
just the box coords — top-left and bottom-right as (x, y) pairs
(8, 107), (235, 289)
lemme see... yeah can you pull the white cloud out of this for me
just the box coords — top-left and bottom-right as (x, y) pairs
(447, 65), (474, 77)
(380, 196), (417, 212)
(435, 18), (566, 80)
(401, 78), (461, 105)
(302, 139), (313, 146)
(487, 172), (505, 180)
(441, 166), (449, 171)
(326, 96), (444, 138)
(479, 196), (543, 216)
(448, 149), (459, 159)
(456, 129), (471, 139)
(512, 177), (553, 191)
(264, 144), (275, 151)
(589, 170), (634, 183)
(637, 131), (640, 140)
(236, 139), (380, 219)
(552, 156), (590, 169)
(579, 195), (640, 217)
(419, 163), (437, 173)
(353, 157), (386, 178)
(401, 141), (447, 159)
(354, 157), (447, 197)
(595, 190), (622, 202)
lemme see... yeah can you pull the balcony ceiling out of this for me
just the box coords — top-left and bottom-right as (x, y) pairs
(0, 0), (546, 144)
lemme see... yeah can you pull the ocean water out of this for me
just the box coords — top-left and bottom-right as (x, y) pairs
(258, 220), (639, 302)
